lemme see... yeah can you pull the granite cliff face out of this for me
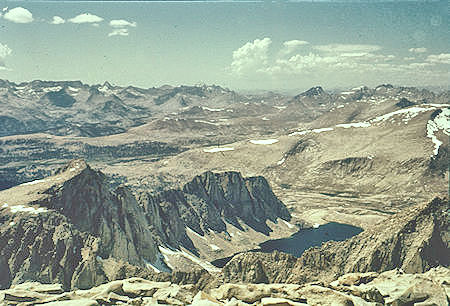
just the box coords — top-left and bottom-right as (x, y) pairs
(0, 160), (291, 290)
(221, 197), (449, 285)
(183, 171), (291, 235)
(0, 160), (160, 290)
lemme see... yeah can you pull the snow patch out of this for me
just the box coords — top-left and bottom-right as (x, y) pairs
(273, 106), (287, 110)
(2, 203), (8, 208)
(186, 227), (206, 240)
(371, 106), (431, 124)
(277, 157), (286, 165)
(202, 106), (224, 112)
(313, 223), (320, 229)
(43, 86), (62, 92)
(313, 127), (334, 133)
(282, 219), (295, 229)
(210, 244), (221, 251)
(98, 85), (113, 95)
(336, 122), (371, 128)
(289, 128), (333, 136)
(337, 105), (345, 108)
(144, 253), (171, 273)
(426, 108), (450, 156)
(9, 222), (15, 226)
(250, 139), (279, 145)
(68, 86), (80, 92)
(262, 117), (270, 121)
(10, 205), (47, 214)
(158, 246), (220, 273)
(203, 147), (234, 153)
(194, 120), (218, 126)
(22, 179), (48, 186)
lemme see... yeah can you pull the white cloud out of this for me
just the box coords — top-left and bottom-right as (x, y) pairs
(409, 47), (427, 53)
(50, 16), (65, 25)
(313, 44), (382, 53)
(404, 56), (415, 61)
(108, 28), (129, 37)
(109, 19), (137, 28)
(3, 7), (33, 24)
(231, 38), (272, 75)
(426, 53), (450, 65)
(282, 40), (309, 54)
(0, 43), (12, 70)
(68, 13), (103, 24)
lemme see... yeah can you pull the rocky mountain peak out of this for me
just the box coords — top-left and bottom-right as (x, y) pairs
(183, 171), (291, 235)
(299, 86), (325, 98)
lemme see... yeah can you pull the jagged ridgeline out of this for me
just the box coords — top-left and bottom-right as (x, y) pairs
(0, 160), (291, 290)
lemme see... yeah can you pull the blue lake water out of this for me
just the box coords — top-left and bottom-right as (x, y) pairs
(211, 222), (363, 268)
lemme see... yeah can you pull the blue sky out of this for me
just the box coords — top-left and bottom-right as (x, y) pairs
(0, 0), (448, 91)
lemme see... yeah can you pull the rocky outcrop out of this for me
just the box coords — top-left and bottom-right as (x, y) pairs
(183, 171), (291, 235)
(0, 160), (160, 290)
(220, 197), (449, 285)
(221, 251), (297, 284)
(291, 197), (449, 283)
(136, 171), (291, 253)
(0, 160), (290, 290)
(1, 268), (448, 305)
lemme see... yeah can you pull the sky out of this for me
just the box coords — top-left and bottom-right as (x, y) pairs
(0, 0), (448, 92)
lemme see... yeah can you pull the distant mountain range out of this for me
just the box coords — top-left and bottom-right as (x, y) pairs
(1, 79), (448, 138)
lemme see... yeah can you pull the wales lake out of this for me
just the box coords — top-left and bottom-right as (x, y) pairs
(211, 222), (363, 268)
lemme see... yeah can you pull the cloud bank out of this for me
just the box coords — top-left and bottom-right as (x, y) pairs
(229, 38), (448, 87)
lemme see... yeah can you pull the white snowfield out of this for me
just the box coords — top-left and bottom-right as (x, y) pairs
(287, 104), (449, 157)
(426, 108), (450, 156)
(201, 106), (224, 112)
(145, 253), (172, 273)
(186, 227), (206, 240)
(290, 105), (448, 137)
(277, 157), (286, 165)
(21, 178), (49, 186)
(336, 122), (371, 128)
(158, 246), (220, 273)
(68, 86), (80, 92)
(210, 244), (221, 251)
(194, 119), (218, 126)
(371, 106), (431, 123)
(203, 147), (235, 153)
(289, 127), (333, 136)
(43, 86), (63, 93)
(250, 139), (279, 145)
(282, 219), (295, 229)
(10, 204), (47, 214)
